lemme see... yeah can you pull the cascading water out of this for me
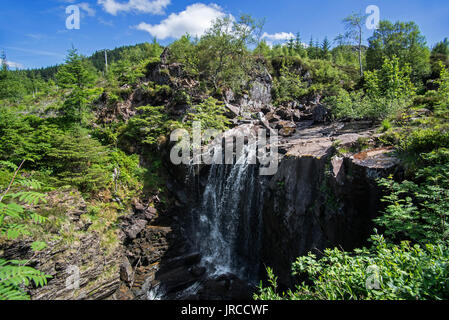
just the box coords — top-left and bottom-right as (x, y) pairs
(192, 141), (267, 283)
(148, 125), (271, 299)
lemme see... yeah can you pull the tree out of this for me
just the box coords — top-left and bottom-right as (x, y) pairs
(366, 21), (430, 83)
(307, 36), (315, 58)
(364, 56), (416, 100)
(321, 37), (331, 59)
(432, 38), (449, 57)
(294, 33), (306, 57)
(254, 40), (272, 58)
(430, 38), (449, 79)
(0, 52), (26, 101)
(194, 14), (264, 93)
(169, 34), (198, 72)
(56, 47), (96, 122)
(341, 13), (366, 77)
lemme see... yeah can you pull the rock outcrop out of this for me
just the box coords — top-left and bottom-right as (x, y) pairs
(261, 122), (400, 287)
(0, 190), (122, 300)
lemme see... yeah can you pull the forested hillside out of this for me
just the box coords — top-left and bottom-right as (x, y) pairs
(0, 13), (448, 300)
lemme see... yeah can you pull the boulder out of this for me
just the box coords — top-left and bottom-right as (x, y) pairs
(120, 258), (134, 283)
(312, 104), (330, 123)
(276, 121), (297, 137)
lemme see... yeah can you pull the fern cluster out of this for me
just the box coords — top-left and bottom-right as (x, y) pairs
(0, 166), (51, 300)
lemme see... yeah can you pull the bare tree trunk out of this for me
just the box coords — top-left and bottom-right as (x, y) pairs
(358, 25), (363, 77)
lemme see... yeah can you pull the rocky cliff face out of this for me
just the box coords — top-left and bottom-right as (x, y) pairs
(260, 122), (400, 287)
(0, 190), (123, 300)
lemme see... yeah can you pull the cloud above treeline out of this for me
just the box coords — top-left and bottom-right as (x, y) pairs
(262, 32), (295, 45)
(62, 0), (297, 44)
(135, 3), (226, 40)
(0, 59), (23, 69)
(97, 0), (171, 15)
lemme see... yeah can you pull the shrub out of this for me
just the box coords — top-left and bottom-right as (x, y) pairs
(186, 97), (231, 131)
(255, 234), (449, 300)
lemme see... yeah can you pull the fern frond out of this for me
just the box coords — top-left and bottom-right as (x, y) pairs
(0, 259), (51, 300)
(10, 191), (47, 205)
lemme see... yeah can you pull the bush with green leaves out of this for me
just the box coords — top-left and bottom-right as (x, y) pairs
(45, 127), (112, 194)
(325, 90), (410, 120)
(326, 56), (415, 120)
(364, 56), (416, 100)
(122, 105), (172, 147)
(376, 147), (449, 244)
(255, 234), (449, 300)
(186, 97), (231, 131)
(272, 61), (308, 104)
(0, 165), (51, 300)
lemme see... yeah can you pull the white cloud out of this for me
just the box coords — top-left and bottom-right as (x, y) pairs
(78, 2), (96, 16)
(135, 3), (226, 40)
(0, 59), (23, 69)
(98, 0), (170, 15)
(262, 32), (295, 45)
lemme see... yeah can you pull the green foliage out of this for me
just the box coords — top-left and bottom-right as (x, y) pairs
(45, 127), (112, 194)
(186, 97), (231, 131)
(376, 152), (449, 243)
(0, 111), (113, 194)
(271, 56), (353, 105)
(0, 174), (51, 300)
(170, 15), (264, 94)
(123, 105), (176, 147)
(90, 41), (163, 72)
(255, 234), (449, 300)
(109, 59), (147, 87)
(366, 21), (430, 84)
(434, 63), (449, 117)
(326, 56), (415, 120)
(0, 259), (50, 300)
(169, 34), (198, 73)
(364, 56), (416, 100)
(325, 89), (409, 120)
(110, 150), (144, 193)
(272, 61), (307, 104)
(56, 48), (97, 122)
(0, 66), (26, 101)
(56, 48), (96, 90)
(306, 59), (353, 96)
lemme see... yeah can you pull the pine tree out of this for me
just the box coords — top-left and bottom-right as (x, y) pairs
(307, 36), (315, 59)
(294, 33), (305, 57)
(56, 47), (96, 123)
(322, 37), (331, 59)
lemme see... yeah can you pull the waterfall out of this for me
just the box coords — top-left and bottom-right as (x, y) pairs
(192, 143), (266, 283)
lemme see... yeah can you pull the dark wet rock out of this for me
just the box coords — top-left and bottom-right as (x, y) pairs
(194, 274), (253, 300)
(124, 219), (148, 240)
(312, 104), (330, 123)
(120, 258), (134, 283)
(189, 266), (207, 277)
(260, 123), (400, 288)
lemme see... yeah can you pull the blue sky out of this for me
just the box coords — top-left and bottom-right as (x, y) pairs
(1, 0), (448, 69)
